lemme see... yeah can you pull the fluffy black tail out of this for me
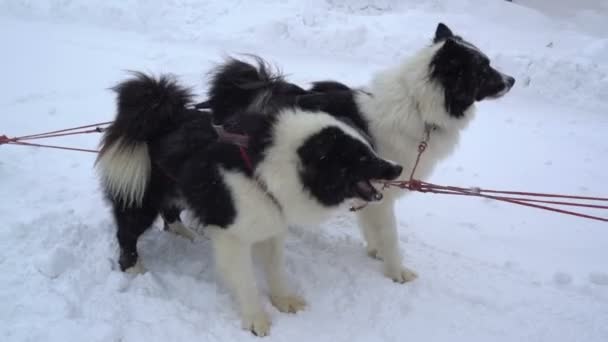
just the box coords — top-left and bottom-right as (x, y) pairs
(96, 72), (192, 207)
(206, 56), (306, 123)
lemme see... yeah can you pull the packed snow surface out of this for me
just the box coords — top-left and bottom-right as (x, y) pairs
(1, 1), (607, 341)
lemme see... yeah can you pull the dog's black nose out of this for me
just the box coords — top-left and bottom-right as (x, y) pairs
(506, 76), (515, 88)
(384, 164), (403, 180)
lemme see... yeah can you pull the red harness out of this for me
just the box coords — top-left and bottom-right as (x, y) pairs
(213, 125), (281, 210)
(212, 125), (253, 171)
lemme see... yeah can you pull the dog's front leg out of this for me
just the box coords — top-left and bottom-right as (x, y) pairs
(258, 234), (306, 314)
(211, 232), (271, 337)
(357, 200), (418, 283)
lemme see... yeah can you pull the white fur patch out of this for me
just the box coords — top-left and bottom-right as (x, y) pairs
(213, 169), (285, 243)
(96, 138), (151, 207)
(124, 258), (145, 275)
(166, 222), (198, 241)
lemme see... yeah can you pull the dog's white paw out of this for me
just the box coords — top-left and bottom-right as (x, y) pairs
(270, 294), (307, 314)
(242, 311), (271, 337)
(166, 222), (198, 241)
(385, 266), (418, 284)
(124, 258), (146, 275)
(367, 247), (382, 260)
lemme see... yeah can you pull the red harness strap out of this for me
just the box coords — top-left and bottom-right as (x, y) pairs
(239, 146), (253, 171)
(212, 125), (253, 171)
(379, 127), (608, 222)
(1, 122), (111, 153)
(5, 121), (605, 222)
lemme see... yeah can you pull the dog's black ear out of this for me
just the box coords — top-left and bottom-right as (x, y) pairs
(295, 93), (331, 112)
(434, 23), (453, 43)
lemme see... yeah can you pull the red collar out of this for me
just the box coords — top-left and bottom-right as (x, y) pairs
(213, 125), (253, 171)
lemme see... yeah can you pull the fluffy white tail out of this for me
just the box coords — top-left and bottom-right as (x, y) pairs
(96, 138), (151, 207)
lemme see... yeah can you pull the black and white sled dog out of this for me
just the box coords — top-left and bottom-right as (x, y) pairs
(204, 23), (515, 283)
(96, 73), (403, 336)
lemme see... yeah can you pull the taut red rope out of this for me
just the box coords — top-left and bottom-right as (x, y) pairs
(2, 120), (607, 222)
(375, 129), (608, 222)
(0, 122), (111, 153)
(380, 179), (608, 222)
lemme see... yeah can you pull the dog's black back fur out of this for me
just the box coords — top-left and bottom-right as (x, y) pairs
(102, 72), (193, 149)
(207, 57), (307, 124)
(206, 58), (372, 144)
(301, 81), (372, 144)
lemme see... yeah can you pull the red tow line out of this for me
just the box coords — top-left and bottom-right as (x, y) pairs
(376, 130), (608, 223)
(0, 122), (112, 153)
(2, 121), (607, 222)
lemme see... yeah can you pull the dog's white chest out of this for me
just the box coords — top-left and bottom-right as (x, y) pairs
(220, 171), (286, 243)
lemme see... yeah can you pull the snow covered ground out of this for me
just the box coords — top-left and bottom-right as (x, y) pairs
(1, 0), (607, 341)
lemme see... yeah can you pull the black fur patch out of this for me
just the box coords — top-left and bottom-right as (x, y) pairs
(150, 109), (220, 176)
(152, 113), (276, 229)
(429, 23), (515, 118)
(113, 165), (181, 270)
(207, 57), (307, 124)
(207, 58), (373, 145)
(151, 112), (275, 229)
(102, 72), (193, 148)
(302, 81), (373, 146)
(309, 81), (352, 93)
(177, 149), (237, 228)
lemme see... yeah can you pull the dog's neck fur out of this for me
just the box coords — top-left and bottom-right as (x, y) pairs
(356, 42), (476, 185)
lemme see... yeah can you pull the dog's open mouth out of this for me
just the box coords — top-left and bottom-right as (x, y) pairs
(487, 87), (512, 99)
(354, 180), (383, 202)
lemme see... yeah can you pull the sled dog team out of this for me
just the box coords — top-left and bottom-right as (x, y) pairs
(96, 23), (514, 336)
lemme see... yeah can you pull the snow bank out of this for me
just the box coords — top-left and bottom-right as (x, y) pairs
(1, 0), (607, 111)
(519, 0), (608, 37)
